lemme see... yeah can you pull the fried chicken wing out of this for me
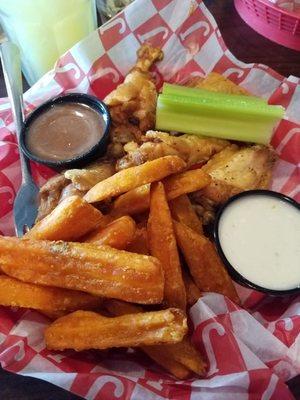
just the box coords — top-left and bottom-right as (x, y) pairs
(64, 161), (115, 191)
(117, 131), (229, 170)
(199, 144), (277, 204)
(105, 45), (163, 129)
(106, 124), (142, 159)
(105, 44), (163, 156)
(185, 72), (250, 96)
(59, 183), (86, 202)
(36, 175), (70, 222)
(37, 161), (115, 221)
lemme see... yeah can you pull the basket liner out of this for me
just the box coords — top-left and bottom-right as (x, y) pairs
(0, 1), (299, 398)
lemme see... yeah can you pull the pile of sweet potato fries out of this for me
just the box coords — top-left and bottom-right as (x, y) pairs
(0, 155), (241, 379)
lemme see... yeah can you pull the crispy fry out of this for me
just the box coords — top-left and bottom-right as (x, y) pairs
(45, 308), (187, 351)
(173, 221), (240, 303)
(104, 299), (143, 315)
(148, 182), (186, 310)
(84, 156), (186, 203)
(0, 237), (164, 304)
(163, 169), (211, 200)
(0, 275), (103, 312)
(96, 213), (118, 229)
(148, 337), (206, 377)
(83, 216), (136, 250)
(142, 346), (190, 379)
(112, 168), (210, 216)
(112, 184), (151, 216)
(126, 227), (149, 254)
(25, 196), (103, 241)
(39, 310), (69, 320)
(104, 300), (188, 379)
(182, 270), (202, 307)
(105, 300), (206, 377)
(170, 195), (203, 234)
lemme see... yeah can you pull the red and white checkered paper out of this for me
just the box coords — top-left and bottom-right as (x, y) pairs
(0, 0), (300, 398)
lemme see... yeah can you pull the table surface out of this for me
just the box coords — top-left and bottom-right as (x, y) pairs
(1, 1), (300, 399)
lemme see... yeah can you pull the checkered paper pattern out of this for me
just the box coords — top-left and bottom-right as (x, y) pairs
(0, 0), (300, 398)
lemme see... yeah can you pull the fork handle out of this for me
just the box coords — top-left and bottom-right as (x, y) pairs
(17, 138), (33, 185)
(0, 42), (33, 185)
(18, 139), (33, 185)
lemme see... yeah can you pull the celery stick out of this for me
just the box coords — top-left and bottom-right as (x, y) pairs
(158, 94), (283, 117)
(155, 94), (284, 145)
(162, 83), (267, 105)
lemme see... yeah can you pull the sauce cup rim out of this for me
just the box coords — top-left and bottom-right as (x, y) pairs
(213, 189), (300, 296)
(20, 93), (111, 169)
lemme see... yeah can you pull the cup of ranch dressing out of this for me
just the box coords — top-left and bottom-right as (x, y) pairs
(214, 190), (300, 296)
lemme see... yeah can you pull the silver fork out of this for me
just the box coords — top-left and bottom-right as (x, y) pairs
(0, 42), (39, 236)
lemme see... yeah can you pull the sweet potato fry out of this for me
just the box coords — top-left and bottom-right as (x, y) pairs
(104, 299), (143, 315)
(96, 214), (118, 230)
(148, 182), (186, 310)
(83, 216), (136, 250)
(151, 337), (206, 376)
(112, 184), (151, 216)
(182, 270), (202, 307)
(84, 156), (186, 203)
(0, 237), (164, 304)
(173, 221), (240, 303)
(142, 346), (190, 379)
(103, 300), (187, 379)
(163, 169), (211, 200)
(170, 195), (203, 234)
(0, 275), (103, 311)
(126, 227), (149, 254)
(39, 310), (69, 320)
(45, 308), (187, 351)
(104, 300), (206, 377)
(112, 168), (210, 216)
(25, 195), (103, 241)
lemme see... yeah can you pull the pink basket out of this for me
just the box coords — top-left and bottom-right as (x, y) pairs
(234, 0), (300, 51)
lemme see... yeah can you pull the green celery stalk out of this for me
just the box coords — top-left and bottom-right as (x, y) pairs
(158, 93), (282, 117)
(162, 83), (268, 105)
(155, 94), (284, 145)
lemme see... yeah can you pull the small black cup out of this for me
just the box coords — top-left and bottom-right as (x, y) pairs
(20, 93), (111, 169)
(214, 190), (300, 296)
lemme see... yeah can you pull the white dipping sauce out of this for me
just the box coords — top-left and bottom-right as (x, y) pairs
(218, 194), (300, 291)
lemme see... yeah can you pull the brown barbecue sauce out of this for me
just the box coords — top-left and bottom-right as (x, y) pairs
(26, 103), (105, 162)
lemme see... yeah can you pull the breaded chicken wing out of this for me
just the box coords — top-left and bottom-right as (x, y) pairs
(36, 161), (115, 221)
(185, 72), (250, 96)
(105, 44), (163, 157)
(64, 161), (115, 191)
(36, 175), (70, 222)
(116, 131), (229, 170)
(199, 144), (277, 204)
